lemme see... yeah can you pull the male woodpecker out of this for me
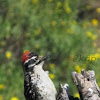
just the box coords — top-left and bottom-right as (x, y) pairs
(21, 51), (57, 100)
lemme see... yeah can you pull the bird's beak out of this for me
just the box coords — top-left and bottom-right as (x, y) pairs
(39, 55), (50, 62)
(36, 55), (50, 65)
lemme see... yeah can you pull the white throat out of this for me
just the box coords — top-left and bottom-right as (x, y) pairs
(33, 61), (44, 72)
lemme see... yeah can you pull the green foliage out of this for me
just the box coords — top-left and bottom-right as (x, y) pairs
(0, 0), (100, 100)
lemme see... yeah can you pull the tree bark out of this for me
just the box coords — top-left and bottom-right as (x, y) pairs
(72, 69), (100, 100)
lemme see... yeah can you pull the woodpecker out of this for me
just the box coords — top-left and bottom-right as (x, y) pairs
(21, 51), (57, 100)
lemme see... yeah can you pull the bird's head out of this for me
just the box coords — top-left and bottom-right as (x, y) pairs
(21, 51), (50, 72)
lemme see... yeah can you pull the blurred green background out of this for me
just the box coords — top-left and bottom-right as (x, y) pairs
(0, 0), (100, 100)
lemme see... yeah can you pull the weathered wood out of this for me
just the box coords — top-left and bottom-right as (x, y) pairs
(56, 84), (69, 100)
(56, 83), (79, 100)
(72, 69), (100, 100)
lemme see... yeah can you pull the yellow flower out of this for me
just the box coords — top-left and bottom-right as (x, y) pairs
(94, 53), (100, 59)
(48, 0), (53, 2)
(91, 19), (98, 26)
(96, 8), (100, 13)
(49, 64), (55, 69)
(87, 55), (96, 61)
(0, 95), (3, 100)
(32, 0), (38, 4)
(86, 31), (97, 40)
(11, 97), (19, 100)
(57, 2), (62, 8)
(51, 21), (56, 27)
(87, 53), (100, 61)
(75, 65), (81, 73)
(74, 93), (80, 98)
(65, 7), (72, 13)
(5, 51), (12, 59)
(0, 84), (5, 89)
(86, 31), (92, 37)
(49, 74), (55, 79)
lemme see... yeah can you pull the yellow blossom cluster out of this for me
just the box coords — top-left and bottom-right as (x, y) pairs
(86, 53), (100, 62)
(64, 2), (72, 13)
(86, 31), (97, 40)
(65, 7), (72, 13)
(83, 19), (99, 28)
(96, 8), (100, 13)
(89, 53), (100, 60)
(5, 51), (12, 59)
(74, 93), (80, 98)
(91, 19), (98, 26)
(75, 65), (82, 73)
(49, 74), (55, 79)
(11, 97), (19, 100)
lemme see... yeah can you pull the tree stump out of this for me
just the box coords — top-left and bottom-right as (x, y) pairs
(72, 69), (100, 100)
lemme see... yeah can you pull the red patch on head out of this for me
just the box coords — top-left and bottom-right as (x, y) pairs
(21, 51), (30, 63)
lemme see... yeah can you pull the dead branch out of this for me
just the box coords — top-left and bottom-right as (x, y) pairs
(72, 69), (100, 100)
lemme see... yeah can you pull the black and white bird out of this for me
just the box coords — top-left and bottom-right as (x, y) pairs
(21, 51), (57, 100)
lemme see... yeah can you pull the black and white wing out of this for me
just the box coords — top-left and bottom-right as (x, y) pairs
(24, 74), (36, 100)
